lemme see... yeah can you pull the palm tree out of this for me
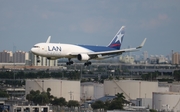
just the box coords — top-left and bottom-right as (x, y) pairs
(115, 93), (128, 104)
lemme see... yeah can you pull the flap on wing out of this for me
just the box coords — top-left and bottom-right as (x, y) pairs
(87, 48), (137, 56)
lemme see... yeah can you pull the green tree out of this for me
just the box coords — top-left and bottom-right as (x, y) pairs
(104, 101), (110, 110)
(107, 93), (127, 110)
(26, 90), (40, 102)
(115, 76), (120, 80)
(149, 109), (157, 112)
(91, 100), (104, 110)
(115, 93), (127, 103)
(67, 100), (79, 108)
(141, 74), (151, 80)
(16, 71), (25, 79)
(51, 97), (67, 106)
(33, 92), (49, 105)
(93, 77), (99, 82)
(174, 70), (180, 81)
(141, 72), (159, 81)
(108, 76), (113, 80)
(108, 100), (123, 110)
(0, 89), (9, 97)
(151, 71), (159, 80)
(115, 93), (124, 99)
(91, 93), (127, 110)
(26, 90), (50, 105)
(47, 88), (54, 101)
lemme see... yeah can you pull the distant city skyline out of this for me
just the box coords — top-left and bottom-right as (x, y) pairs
(0, 49), (172, 61)
(0, 1), (180, 55)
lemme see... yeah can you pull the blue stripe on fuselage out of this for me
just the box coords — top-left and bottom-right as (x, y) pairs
(77, 45), (117, 52)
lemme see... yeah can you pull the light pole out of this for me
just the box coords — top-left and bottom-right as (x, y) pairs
(159, 100), (161, 111)
(42, 80), (44, 92)
(13, 72), (16, 100)
(114, 87), (117, 95)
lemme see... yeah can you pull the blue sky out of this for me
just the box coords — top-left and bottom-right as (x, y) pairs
(0, 0), (180, 56)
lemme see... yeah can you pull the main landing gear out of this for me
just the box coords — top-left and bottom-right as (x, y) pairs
(84, 61), (91, 66)
(66, 58), (74, 65)
(66, 59), (92, 66)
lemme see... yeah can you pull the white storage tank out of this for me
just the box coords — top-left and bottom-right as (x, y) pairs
(25, 79), (80, 101)
(104, 80), (158, 100)
(153, 92), (180, 112)
(81, 82), (104, 100)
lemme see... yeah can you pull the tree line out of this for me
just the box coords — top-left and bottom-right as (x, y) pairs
(0, 70), (80, 80)
(141, 70), (180, 82)
(0, 69), (179, 86)
(26, 88), (79, 108)
(91, 93), (129, 111)
(26, 89), (129, 111)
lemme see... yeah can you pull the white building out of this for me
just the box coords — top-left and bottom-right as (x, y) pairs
(119, 55), (134, 64)
(81, 82), (104, 101)
(143, 51), (148, 60)
(13, 51), (26, 63)
(148, 55), (168, 64)
(25, 79), (80, 101)
(26, 52), (58, 66)
(104, 80), (158, 100)
(0, 50), (13, 63)
(158, 82), (180, 93)
(153, 92), (180, 112)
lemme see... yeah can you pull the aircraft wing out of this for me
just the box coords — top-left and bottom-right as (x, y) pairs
(89, 38), (147, 56)
(70, 38), (146, 58)
(88, 48), (137, 56)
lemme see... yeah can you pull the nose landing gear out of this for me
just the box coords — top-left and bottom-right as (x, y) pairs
(37, 55), (40, 63)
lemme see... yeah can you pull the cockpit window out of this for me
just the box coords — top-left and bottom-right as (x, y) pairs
(33, 46), (40, 48)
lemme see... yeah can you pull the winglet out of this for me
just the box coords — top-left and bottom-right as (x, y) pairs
(136, 38), (147, 49)
(46, 36), (51, 43)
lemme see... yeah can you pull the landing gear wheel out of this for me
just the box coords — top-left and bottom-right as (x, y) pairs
(37, 60), (40, 63)
(66, 62), (70, 65)
(84, 61), (91, 66)
(66, 59), (74, 65)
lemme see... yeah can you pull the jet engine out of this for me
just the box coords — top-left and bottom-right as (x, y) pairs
(77, 54), (90, 61)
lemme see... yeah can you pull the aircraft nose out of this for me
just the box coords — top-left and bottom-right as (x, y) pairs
(31, 48), (36, 53)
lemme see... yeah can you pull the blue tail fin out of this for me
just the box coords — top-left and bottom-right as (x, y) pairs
(108, 26), (125, 50)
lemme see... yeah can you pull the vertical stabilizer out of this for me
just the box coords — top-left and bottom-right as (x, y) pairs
(46, 36), (51, 43)
(108, 26), (125, 50)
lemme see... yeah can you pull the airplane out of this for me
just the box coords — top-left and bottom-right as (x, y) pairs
(31, 26), (146, 66)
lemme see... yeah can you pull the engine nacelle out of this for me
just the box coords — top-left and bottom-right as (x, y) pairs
(47, 57), (58, 60)
(77, 54), (90, 61)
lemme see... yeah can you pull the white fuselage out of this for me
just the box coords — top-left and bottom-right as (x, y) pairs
(31, 43), (93, 59)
